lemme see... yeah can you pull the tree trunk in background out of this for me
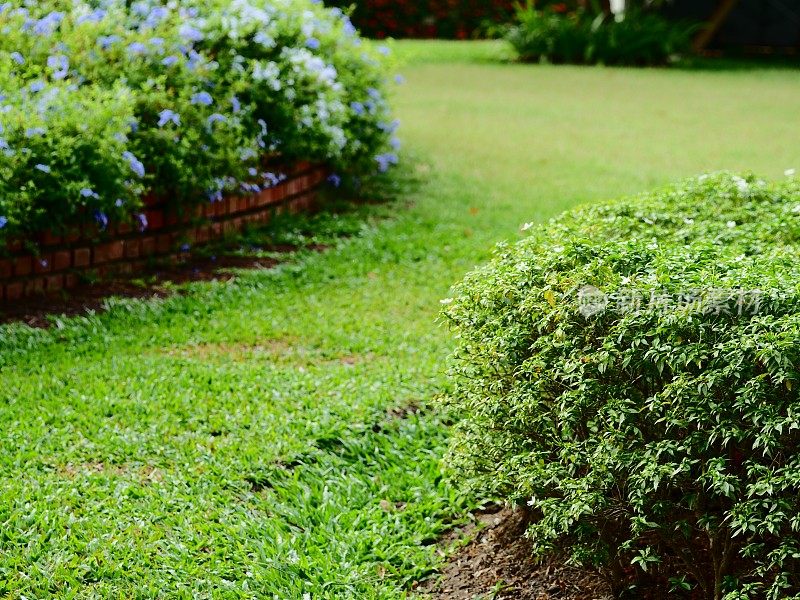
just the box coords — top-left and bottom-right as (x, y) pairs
(693, 0), (741, 52)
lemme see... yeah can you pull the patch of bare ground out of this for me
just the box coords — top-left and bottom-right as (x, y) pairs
(415, 506), (613, 600)
(160, 338), (377, 369)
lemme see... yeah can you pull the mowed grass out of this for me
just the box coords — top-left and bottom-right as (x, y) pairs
(1, 41), (799, 598)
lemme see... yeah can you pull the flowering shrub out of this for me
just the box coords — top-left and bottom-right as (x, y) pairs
(443, 173), (800, 598)
(0, 0), (398, 242)
(507, 4), (696, 65)
(324, 0), (516, 39)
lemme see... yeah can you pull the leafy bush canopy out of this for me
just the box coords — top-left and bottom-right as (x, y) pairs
(443, 173), (800, 598)
(507, 3), (696, 65)
(0, 0), (399, 242)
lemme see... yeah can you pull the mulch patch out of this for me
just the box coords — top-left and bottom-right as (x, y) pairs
(416, 506), (613, 600)
(0, 248), (304, 328)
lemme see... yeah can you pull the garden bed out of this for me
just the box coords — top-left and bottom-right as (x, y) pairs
(0, 163), (327, 303)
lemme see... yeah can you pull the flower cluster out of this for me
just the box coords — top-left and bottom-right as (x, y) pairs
(0, 0), (399, 241)
(325, 0), (515, 39)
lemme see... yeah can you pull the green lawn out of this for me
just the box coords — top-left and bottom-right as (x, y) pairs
(1, 42), (799, 598)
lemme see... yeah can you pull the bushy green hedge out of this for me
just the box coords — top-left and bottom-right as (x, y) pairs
(443, 173), (800, 598)
(0, 0), (399, 242)
(507, 4), (696, 65)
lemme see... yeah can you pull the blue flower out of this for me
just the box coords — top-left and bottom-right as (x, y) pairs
(94, 210), (108, 230)
(145, 6), (169, 28)
(149, 37), (164, 47)
(206, 113), (226, 126)
(122, 151), (145, 178)
(327, 174), (341, 188)
(35, 163), (50, 173)
(390, 137), (401, 150)
(305, 37), (320, 50)
(136, 213), (148, 231)
(0, 216), (7, 229)
(367, 87), (381, 100)
(350, 102), (364, 116)
(157, 109), (180, 127)
(375, 152), (399, 173)
(25, 127), (46, 137)
(190, 91), (213, 106)
(179, 24), (204, 42)
(378, 45), (391, 56)
(10, 51), (24, 65)
(47, 55), (69, 80)
(97, 35), (120, 49)
(161, 55), (179, 67)
(33, 11), (64, 36)
(248, 167), (258, 177)
(76, 9), (105, 24)
(230, 96), (241, 113)
(81, 188), (98, 198)
(115, 198), (124, 207)
(127, 42), (147, 56)
(395, 74), (405, 85)
(180, 243), (190, 252)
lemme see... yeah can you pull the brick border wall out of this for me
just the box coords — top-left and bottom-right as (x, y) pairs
(0, 162), (328, 303)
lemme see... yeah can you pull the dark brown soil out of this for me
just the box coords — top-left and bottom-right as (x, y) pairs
(416, 506), (613, 600)
(0, 247), (313, 328)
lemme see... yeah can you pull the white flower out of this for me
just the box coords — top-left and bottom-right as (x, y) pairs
(727, 220), (737, 228)
(521, 222), (534, 231)
(732, 176), (749, 194)
(786, 168), (796, 177)
(440, 298), (454, 305)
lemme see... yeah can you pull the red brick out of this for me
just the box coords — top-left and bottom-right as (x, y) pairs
(140, 236), (156, 256)
(13, 256), (32, 277)
(211, 222), (222, 238)
(65, 229), (81, 244)
(6, 238), (22, 253)
(145, 209), (164, 230)
(5, 281), (23, 301)
(194, 226), (209, 244)
(92, 244), (110, 265)
(73, 248), (91, 268)
(46, 274), (64, 292)
(64, 273), (78, 289)
(53, 250), (71, 271)
(106, 240), (124, 262)
(40, 230), (62, 246)
(116, 222), (132, 235)
(164, 211), (180, 227)
(124, 240), (140, 259)
(0, 258), (11, 279)
(24, 278), (44, 297)
(34, 254), (52, 274)
(156, 234), (172, 253)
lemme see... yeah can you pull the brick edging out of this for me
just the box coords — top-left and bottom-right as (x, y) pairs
(0, 163), (329, 303)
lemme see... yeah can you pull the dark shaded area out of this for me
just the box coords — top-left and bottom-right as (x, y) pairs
(666, 0), (800, 54)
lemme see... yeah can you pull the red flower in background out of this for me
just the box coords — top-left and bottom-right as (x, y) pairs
(327, 0), (517, 39)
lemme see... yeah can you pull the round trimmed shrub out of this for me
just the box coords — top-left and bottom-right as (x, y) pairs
(443, 173), (800, 599)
